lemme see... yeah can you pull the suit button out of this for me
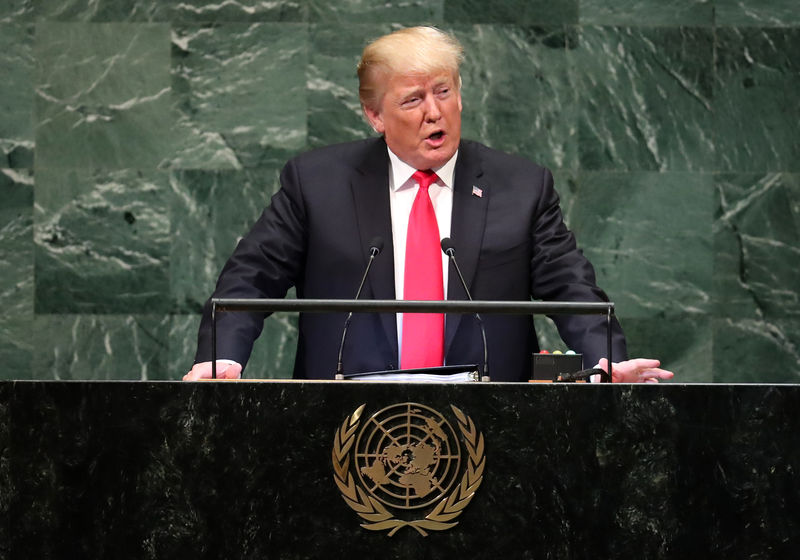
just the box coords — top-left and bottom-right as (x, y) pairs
(388, 364), (395, 369)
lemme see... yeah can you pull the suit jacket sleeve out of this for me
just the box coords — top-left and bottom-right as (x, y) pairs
(194, 158), (308, 368)
(528, 167), (627, 367)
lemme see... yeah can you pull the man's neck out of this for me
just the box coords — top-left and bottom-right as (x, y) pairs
(386, 147), (459, 191)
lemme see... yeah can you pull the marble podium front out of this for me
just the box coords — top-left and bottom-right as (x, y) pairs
(1, 381), (798, 559)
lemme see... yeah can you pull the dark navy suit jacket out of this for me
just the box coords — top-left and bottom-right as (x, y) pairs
(195, 137), (627, 381)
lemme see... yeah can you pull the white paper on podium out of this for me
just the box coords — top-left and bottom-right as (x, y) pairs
(346, 371), (475, 383)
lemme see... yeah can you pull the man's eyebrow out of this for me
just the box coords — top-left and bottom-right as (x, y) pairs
(398, 86), (424, 98)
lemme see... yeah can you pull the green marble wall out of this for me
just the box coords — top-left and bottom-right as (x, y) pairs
(1, 1), (797, 381)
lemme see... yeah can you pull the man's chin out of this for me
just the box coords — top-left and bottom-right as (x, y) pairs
(418, 145), (458, 169)
(392, 141), (458, 170)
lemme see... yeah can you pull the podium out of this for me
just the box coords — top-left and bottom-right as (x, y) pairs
(2, 381), (799, 558)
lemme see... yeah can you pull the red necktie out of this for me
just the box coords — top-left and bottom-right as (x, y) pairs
(401, 170), (444, 369)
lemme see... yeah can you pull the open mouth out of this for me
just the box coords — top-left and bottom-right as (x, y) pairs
(427, 131), (445, 142)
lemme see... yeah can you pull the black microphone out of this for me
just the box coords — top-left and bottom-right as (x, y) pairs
(441, 238), (490, 381)
(335, 237), (384, 379)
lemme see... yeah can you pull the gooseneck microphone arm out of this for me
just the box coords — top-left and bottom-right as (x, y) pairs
(335, 237), (384, 378)
(441, 237), (490, 382)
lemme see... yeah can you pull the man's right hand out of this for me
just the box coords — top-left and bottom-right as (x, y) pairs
(183, 361), (243, 381)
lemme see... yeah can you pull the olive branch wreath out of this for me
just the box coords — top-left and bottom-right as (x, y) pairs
(331, 403), (485, 537)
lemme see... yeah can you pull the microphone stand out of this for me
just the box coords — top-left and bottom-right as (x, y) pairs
(441, 238), (490, 382)
(335, 238), (383, 379)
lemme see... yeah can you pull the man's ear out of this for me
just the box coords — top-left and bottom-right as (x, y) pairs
(362, 104), (385, 134)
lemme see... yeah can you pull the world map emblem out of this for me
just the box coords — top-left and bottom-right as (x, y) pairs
(332, 402), (486, 536)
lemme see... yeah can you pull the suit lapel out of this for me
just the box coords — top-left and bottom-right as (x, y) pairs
(351, 138), (398, 359)
(446, 141), (489, 357)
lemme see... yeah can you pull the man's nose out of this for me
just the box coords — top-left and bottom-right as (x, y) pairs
(423, 97), (442, 121)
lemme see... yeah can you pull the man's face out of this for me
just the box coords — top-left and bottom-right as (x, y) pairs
(364, 71), (462, 170)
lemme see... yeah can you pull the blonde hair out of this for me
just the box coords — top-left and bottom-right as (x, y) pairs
(357, 26), (464, 111)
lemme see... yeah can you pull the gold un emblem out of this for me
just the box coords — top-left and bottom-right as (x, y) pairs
(332, 402), (486, 536)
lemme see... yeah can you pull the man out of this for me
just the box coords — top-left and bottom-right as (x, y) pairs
(185, 27), (672, 383)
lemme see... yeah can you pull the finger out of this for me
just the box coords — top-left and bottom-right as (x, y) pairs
(639, 374), (672, 385)
(642, 368), (674, 379)
(627, 358), (661, 369)
(183, 368), (209, 381)
(183, 362), (219, 381)
(219, 362), (242, 379)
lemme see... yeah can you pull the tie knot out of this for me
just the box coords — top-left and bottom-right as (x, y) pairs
(412, 169), (438, 191)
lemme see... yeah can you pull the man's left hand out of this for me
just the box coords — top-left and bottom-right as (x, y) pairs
(598, 358), (674, 383)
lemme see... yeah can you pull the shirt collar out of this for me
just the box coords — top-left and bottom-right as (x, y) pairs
(387, 147), (458, 192)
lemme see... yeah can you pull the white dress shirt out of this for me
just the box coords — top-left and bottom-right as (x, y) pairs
(387, 147), (457, 358)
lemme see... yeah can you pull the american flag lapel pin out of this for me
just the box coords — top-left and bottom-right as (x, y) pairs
(472, 185), (483, 198)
